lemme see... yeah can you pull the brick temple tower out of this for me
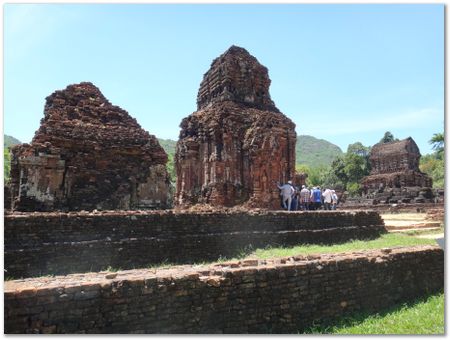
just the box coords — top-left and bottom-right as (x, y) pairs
(175, 46), (296, 208)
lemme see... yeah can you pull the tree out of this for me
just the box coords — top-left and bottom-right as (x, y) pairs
(379, 131), (398, 144)
(344, 153), (369, 183)
(430, 132), (444, 157)
(346, 182), (361, 196)
(326, 148), (371, 196)
(4, 148), (11, 184)
(295, 164), (311, 175)
(319, 170), (345, 190)
(420, 154), (444, 188)
(296, 164), (330, 187)
(166, 153), (176, 185)
(347, 141), (371, 174)
(420, 131), (445, 188)
(330, 156), (348, 184)
(347, 142), (371, 158)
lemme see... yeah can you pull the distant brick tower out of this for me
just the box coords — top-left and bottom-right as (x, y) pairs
(175, 46), (296, 208)
(361, 137), (432, 189)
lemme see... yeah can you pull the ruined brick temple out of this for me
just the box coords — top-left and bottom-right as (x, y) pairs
(9, 82), (170, 211)
(362, 137), (432, 189)
(355, 137), (434, 204)
(175, 46), (296, 208)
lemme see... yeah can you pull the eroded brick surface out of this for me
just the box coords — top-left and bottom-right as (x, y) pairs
(4, 246), (443, 334)
(4, 210), (385, 278)
(175, 46), (296, 209)
(358, 138), (434, 205)
(9, 82), (170, 212)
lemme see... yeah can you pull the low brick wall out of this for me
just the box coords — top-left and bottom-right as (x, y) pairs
(5, 210), (385, 278)
(4, 246), (443, 334)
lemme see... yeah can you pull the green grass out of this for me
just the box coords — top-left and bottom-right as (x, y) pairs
(142, 233), (438, 269)
(403, 226), (444, 236)
(305, 292), (444, 334)
(249, 233), (437, 260)
(105, 266), (121, 272)
(5, 234), (437, 280)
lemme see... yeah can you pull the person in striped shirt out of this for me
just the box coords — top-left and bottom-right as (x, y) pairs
(299, 185), (310, 211)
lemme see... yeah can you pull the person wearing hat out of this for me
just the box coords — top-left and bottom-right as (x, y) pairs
(277, 181), (295, 211)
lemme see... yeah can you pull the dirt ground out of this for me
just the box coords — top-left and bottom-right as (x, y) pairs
(381, 212), (444, 238)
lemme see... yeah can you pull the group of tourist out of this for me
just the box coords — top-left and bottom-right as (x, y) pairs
(277, 181), (339, 211)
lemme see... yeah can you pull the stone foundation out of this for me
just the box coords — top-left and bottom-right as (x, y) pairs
(5, 210), (385, 278)
(362, 171), (432, 190)
(4, 246), (443, 334)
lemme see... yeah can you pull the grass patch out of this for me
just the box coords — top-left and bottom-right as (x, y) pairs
(304, 292), (444, 334)
(404, 227), (444, 236)
(142, 233), (438, 269)
(4, 234), (438, 280)
(249, 233), (437, 260)
(146, 259), (178, 270)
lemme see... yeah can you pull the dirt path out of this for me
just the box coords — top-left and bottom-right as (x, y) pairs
(416, 233), (444, 239)
(381, 212), (444, 234)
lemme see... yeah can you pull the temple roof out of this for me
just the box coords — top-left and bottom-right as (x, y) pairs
(370, 137), (420, 158)
(196, 45), (278, 111)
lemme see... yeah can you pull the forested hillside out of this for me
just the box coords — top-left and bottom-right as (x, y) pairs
(4, 134), (21, 183)
(296, 135), (343, 167)
(4, 135), (21, 148)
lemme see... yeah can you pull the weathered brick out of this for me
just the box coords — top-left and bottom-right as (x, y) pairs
(4, 246), (443, 334)
(5, 211), (385, 278)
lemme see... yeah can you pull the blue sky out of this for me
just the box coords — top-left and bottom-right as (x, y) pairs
(4, 4), (444, 155)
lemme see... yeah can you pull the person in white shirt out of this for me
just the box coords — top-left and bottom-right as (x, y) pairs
(277, 181), (295, 211)
(331, 190), (338, 210)
(322, 188), (333, 210)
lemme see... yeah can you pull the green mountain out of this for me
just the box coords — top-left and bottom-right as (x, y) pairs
(4, 135), (21, 148)
(296, 135), (343, 168)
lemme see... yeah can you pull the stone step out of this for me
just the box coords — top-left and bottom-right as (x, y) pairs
(382, 215), (427, 221)
(388, 227), (442, 233)
(385, 221), (442, 230)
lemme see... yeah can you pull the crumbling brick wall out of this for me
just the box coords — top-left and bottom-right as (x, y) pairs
(5, 211), (385, 278)
(9, 82), (170, 212)
(4, 246), (443, 334)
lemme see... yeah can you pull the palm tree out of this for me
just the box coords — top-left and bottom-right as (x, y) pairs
(429, 132), (444, 154)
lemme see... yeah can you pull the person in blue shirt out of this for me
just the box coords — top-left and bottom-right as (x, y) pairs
(310, 186), (322, 210)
